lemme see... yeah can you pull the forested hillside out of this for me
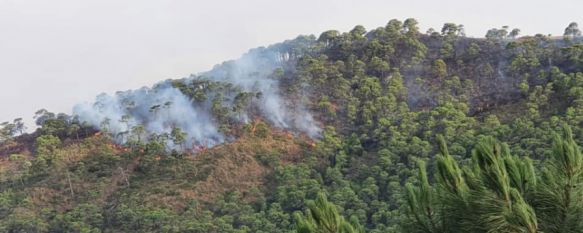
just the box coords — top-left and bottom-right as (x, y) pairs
(1, 18), (583, 232)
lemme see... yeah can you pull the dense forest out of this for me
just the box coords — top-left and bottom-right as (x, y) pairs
(1, 18), (583, 232)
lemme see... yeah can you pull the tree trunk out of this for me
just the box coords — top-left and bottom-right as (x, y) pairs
(66, 171), (75, 198)
(119, 167), (130, 187)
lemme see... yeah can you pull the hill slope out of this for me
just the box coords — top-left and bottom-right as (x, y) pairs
(1, 18), (583, 232)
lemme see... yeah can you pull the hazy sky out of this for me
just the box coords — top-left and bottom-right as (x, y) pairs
(1, 0), (582, 127)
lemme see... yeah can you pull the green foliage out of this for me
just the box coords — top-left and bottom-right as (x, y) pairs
(3, 18), (583, 233)
(254, 122), (270, 138)
(405, 126), (583, 233)
(294, 193), (364, 233)
(170, 127), (187, 150)
(35, 134), (61, 156)
(534, 126), (583, 233)
(431, 59), (447, 78)
(0, 118), (25, 142)
(55, 204), (104, 233)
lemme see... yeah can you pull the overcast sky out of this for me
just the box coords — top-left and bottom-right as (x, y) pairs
(1, 0), (582, 127)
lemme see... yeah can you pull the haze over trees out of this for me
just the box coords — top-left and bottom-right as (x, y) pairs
(1, 19), (583, 232)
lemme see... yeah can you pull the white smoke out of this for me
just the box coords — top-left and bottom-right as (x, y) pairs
(203, 46), (321, 137)
(73, 40), (321, 150)
(73, 82), (224, 148)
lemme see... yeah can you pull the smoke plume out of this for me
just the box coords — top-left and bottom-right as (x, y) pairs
(73, 41), (321, 151)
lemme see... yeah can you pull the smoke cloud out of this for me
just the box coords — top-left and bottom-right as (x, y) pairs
(73, 82), (224, 148)
(203, 46), (321, 137)
(73, 41), (321, 151)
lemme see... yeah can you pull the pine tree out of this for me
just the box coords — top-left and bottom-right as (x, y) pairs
(404, 135), (538, 232)
(534, 125), (583, 233)
(295, 193), (364, 233)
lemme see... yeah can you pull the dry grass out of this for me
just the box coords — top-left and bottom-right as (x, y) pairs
(1, 126), (315, 216)
(181, 127), (311, 204)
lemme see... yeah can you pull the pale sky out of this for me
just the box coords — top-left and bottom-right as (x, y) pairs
(1, 0), (581, 127)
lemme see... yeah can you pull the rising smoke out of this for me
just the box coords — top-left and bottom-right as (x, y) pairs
(204, 46), (321, 137)
(73, 82), (224, 148)
(73, 41), (321, 151)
